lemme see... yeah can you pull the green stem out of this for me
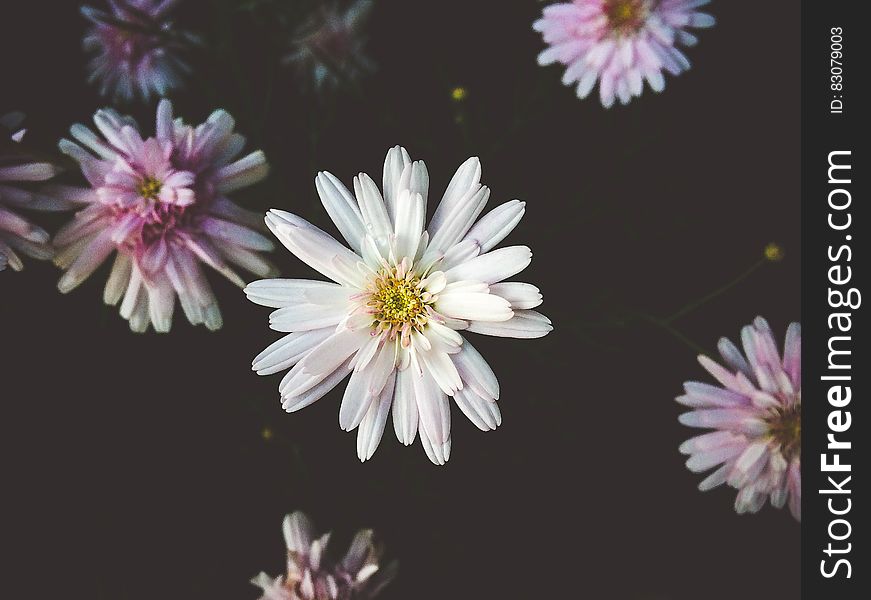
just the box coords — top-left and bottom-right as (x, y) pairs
(664, 259), (766, 324)
(635, 312), (706, 354)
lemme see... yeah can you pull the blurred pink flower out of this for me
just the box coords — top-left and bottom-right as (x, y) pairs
(284, 0), (375, 90)
(534, 0), (715, 107)
(678, 317), (801, 521)
(247, 146), (551, 464)
(0, 112), (69, 272)
(52, 99), (273, 333)
(251, 511), (395, 600)
(82, 0), (195, 102)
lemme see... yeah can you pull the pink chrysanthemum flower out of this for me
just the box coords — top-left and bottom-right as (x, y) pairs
(0, 112), (68, 272)
(284, 0), (375, 90)
(82, 0), (194, 102)
(247, 146), (551, 464)
(52, 99), (274, 333)
(251, 511), (395, 600)
(534, 0), (716, 107)
(677, 317), (801, 520)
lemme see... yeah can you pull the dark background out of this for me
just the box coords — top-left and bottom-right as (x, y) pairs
(2, 1), (800, 598)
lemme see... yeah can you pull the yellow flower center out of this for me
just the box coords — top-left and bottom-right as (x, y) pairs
(371, 274), (426, 326)
(138, 177), (163, 200)
(766, 403), (801, 460)
(604, 0), (651, 33)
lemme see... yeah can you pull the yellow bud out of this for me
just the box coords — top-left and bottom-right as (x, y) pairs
(764, 243), (784, 262)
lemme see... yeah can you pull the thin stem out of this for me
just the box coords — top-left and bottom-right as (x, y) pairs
(635, 312), (707, 355)
(664, 259), (766, 324)
(575, 256), (770, 355)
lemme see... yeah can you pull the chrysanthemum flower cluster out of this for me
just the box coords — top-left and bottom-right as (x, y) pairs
(82, 0), (195, 102)
(51, 99), (273, 332)
(252, 511), (395, 600)
(284, 0), (375, 90)
(534, 0), (716, 107)
(677, 317), (801, 520)
(0, 113), (68, 272)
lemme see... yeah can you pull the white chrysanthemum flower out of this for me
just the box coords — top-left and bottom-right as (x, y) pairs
(247, 146), (552, 464)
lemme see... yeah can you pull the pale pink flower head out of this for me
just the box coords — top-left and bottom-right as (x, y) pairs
(247, 146), (551, 464)
(678, 317), (801, 521)
(52, 99), (274, 333)
(82, 0), (194, 102)
(534, 0), (716, 107)
(251, 511), (395, 600)
(284, 0), (375, 90)
(0, 112), (69, 272)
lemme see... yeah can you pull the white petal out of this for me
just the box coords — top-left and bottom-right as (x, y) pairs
(69, 123), (117, 160)
(357, 371), (396, 461)
(253, 329), (334, 375)
(202, 218), (274, 251)
(398, 160), (430, 214)
(392, 190), (425, 260)
(420, 423), (450, 466)
(353, 173), (392, 239)
(426, 319), (463, 349)
(221, 244), (276, 279)
(316, 171), (366, 252)
(57, 230), (116, 293)
(382, 145), (411, 223)
(392, 369), (419, 445)
(440, 239), (481, 271)
(418, 348), (463, 395)
(103, 253), (132, 306)
(429, 156), (481, 236)
(183, 236), (245, 287)
(145, 273), (175, 333)
(488, 282), (542, 309)
(444, 246), (531, 284)
(452, 338), (499, 401)
(265, 210), (364, 287)
(340, 342), (396, 430)
(340, 372), (378, 432)
(466, 309), (552, 339)
(698, 465), (728, 491)
(216, 150), (269, 193)
(453, 388), (501, 431)
(156, 99), (174, 143)
(280, 328), (367, 397)
(281, 357), (353, 413)
(462, 200), (525, 253)
(413, 371), (450, 444)
(436, 291), (513, 322)
(245, 279), (349, 309)
(427, 185), (490, 253)
(421, 271), (447, 295)
(269, 303), (347, 332)
(283, 511), (315, 552)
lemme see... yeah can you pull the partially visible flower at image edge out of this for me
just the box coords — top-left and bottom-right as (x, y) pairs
(677, 317), (801, 521)
(284, 0), (375, 91)
(82, 0), (197, 102)
(0, 112), (70, 272)
(51, 99), (274, 333)
(534, 0), (716, 108)
(251, 510), (396, 600)
(246, 146), (552, 464)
